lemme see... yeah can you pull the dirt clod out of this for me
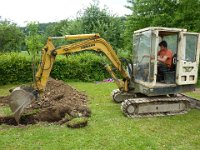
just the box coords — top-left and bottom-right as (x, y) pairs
(66, 117), (88, 128)
(0, 78), (91, 127)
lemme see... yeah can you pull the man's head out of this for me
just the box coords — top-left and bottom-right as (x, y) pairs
(159, 41), (167, 50)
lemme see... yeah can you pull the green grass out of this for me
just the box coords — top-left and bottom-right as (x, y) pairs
(0, 84), (19, 96)
(0, 106), (12, 116)
(185, 91), (200, 100)
(0, 82), (200, 150)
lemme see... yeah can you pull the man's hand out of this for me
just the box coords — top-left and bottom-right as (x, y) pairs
(143, 55), (155, 60)
(150, 56), (155, 60)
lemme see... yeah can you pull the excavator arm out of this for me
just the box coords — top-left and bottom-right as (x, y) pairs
(9, 33), (130, 124)
(35, 34), (130, 93)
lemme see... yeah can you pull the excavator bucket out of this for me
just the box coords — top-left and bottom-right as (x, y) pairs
(9, 88), (36, 124)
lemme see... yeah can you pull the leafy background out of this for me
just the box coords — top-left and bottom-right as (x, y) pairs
(0, 0), (200, 84)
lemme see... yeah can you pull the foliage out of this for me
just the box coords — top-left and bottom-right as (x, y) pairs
(0, 82), (200, 149)
(1, 0), (200, 57)
(82, 2), (125, 51)
(124, 0), (200, 51)
(0, 53), (33, 85)
(0, 19), (24, 52)
(51, 52), (110, 82)
(25, 22), (44, 81)
(60, 19), (83, 35)
(173, 0), (200, 32)
(0, 52), (110, 85)
(60, 1), (126, 53)
(1, 0), (200, 85)
(25, 22), (44, 55)
(43, 20), (69, 38)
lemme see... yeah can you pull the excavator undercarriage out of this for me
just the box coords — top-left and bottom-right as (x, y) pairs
(121, 96), (191, 117)
(112, 88), (199, 118)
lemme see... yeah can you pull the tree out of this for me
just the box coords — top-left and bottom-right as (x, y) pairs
(25, 22), (43, 55)
(124, 0), (200, 51)
(45, 20), (69, 37)
(173, 0), (200, 32)
(0, 19), (24, 52)
(60, 19), (83, 35)
(37, 1), (126, 54)
(78, 1), (125, 51)
(25, 22), (43, 81)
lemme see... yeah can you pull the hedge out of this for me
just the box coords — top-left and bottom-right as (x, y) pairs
(1, 52), (199, 86)
(0, 52), (110, 85)
(51, 53), (110, 82)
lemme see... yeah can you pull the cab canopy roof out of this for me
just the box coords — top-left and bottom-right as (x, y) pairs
(134, 27), (187, 34)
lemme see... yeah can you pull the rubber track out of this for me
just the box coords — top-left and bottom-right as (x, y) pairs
(111, 89), (120, 100)
(121, 96), (191, 118)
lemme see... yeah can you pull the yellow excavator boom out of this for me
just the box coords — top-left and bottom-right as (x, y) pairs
(50, 33), (100, 40)
(35, 34), (130, 93)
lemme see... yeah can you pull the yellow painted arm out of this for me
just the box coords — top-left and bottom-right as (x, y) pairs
(50, 33), (100, 40)
(35, 34), (130, 92)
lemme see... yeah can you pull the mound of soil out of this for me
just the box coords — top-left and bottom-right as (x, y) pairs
(0, 78), (91, 127)
(0, 96), (9, 106)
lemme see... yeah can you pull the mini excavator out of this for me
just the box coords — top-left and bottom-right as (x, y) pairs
(9, 27), (200, 123)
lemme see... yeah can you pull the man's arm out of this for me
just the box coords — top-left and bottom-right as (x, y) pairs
(158, 55), (168, 63)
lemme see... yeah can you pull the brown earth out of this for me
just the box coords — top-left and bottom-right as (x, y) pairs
(0, 78), (91, 127)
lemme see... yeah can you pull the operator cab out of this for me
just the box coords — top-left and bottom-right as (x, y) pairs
(132, 27), (200, 96)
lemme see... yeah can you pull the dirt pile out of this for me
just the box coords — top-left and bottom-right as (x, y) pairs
(0, 96), (9, 106)
(0, 78), (91, 127)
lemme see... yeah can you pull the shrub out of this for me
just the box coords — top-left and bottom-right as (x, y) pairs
(1, 52), (200, 86)
(0, 53), (32, 85)
(0, 52), (110, 85)
(52, 53), (110, 82)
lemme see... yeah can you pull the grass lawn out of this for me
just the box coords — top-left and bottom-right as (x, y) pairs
(0, 82), (200, 150)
